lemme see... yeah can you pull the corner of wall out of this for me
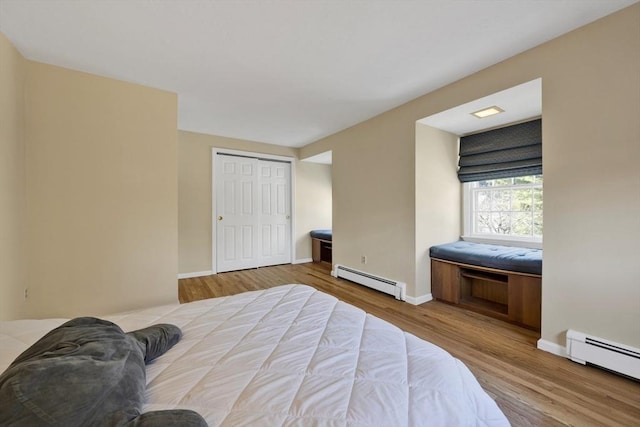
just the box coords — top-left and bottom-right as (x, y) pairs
(22, 60), (179, 318)
(414, 123), (461, 298)
(0, 32), (27, 320)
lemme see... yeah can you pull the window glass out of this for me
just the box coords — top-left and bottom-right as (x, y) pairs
(468, 175), (542, 242)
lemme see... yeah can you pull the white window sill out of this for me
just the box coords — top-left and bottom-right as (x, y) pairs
(461, 235), (542, 250)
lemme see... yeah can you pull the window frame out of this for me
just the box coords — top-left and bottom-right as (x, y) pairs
(462, 176), (543, 249)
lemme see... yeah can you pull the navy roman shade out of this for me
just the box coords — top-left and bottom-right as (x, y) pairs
(457, 119), (542, 182)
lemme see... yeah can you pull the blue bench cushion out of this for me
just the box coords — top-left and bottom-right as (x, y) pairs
(310, 229), (332, 241)
(429, 241), (542, 275)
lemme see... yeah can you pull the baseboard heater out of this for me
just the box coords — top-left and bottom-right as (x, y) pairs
(566, 329), (640, 380)
(332, 264), (406, 301)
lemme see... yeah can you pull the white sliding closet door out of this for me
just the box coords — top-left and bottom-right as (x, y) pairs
(258, 161), (291, 267)
(215, 154), (291, 273)
(215, 155), (260, 273)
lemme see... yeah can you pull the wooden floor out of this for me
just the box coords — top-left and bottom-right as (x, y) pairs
(179, 262), (640, 426)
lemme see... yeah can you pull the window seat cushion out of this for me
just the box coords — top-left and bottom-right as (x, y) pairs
(429, 241), (542, 275)
(310, 229), (332, 241)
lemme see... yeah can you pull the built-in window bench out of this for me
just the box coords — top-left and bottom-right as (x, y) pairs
(310, 230), (332, 263)
(429, 241), (542, 331)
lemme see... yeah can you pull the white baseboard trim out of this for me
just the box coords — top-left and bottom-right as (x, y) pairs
(406, 293), (433, 305)
(537, 339), (568, 358)
(178, 270), (214, 279)
(293, 258), (313, 264)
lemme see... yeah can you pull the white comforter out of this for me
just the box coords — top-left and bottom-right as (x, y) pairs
(0, 285), (509, 426)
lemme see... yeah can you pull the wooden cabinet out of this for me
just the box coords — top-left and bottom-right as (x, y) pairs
(312, 239), (322, 262)
(312, 238), (332, 263)
(431, 260), (460, 304)
(508, 275), (542, 330)
(431, 259), (541, 331)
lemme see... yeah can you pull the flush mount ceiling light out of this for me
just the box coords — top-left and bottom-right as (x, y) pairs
(471, 106), (504, 118)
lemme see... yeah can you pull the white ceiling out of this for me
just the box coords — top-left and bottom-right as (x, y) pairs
(0, 0), (636, 147)
(419, 78), (542, 136)
(302, 151), (332, 165)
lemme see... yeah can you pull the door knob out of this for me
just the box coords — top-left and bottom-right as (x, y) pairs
(286, 215), (290, 219)
(218, 216), (223, 221)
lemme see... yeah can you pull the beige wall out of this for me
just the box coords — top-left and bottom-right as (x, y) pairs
(415, 124), (460, 298)
(537, 5), (640, 348)
(316, 105), (418, 291)
(302, 4), (640, 348)
(0, 33), (26, 320)
(296, 161), (332, 260)
(23, 61), (179, 318)
(178, 130), (332, 273)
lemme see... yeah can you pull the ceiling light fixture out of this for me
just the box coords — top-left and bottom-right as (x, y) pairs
(471, 106), (504, 118)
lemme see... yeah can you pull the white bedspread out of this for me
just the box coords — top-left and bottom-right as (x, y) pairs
(0, 284), (509, 426)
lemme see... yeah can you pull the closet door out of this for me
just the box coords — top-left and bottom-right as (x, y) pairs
(215, 155), (260, 273)
(214, 154), (291, 273)
(258, 160), (291, 267)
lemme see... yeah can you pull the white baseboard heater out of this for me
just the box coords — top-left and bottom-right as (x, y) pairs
(332, 264), (406, 301)
(566, 329), (640, 380)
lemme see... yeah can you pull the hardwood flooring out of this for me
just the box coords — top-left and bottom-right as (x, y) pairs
(179, 262), (640, 426)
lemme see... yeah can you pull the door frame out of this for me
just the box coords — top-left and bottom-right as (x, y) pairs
(211, 147), (296, 274)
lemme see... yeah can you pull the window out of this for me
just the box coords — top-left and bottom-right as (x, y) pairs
(463, 175), (542, 247)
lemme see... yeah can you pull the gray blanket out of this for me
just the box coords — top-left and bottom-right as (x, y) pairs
(0, 317), (207, 426)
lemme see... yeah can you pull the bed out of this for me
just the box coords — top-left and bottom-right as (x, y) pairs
(0, 285), (509, 426)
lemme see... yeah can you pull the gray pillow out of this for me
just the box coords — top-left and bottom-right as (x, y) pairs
(0, 317), (207, 427)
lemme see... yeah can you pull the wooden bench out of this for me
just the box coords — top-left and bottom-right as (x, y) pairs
(310, 230), (332, 263)
(429, 241), (541, 331)
(312, 237), (332, 263)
